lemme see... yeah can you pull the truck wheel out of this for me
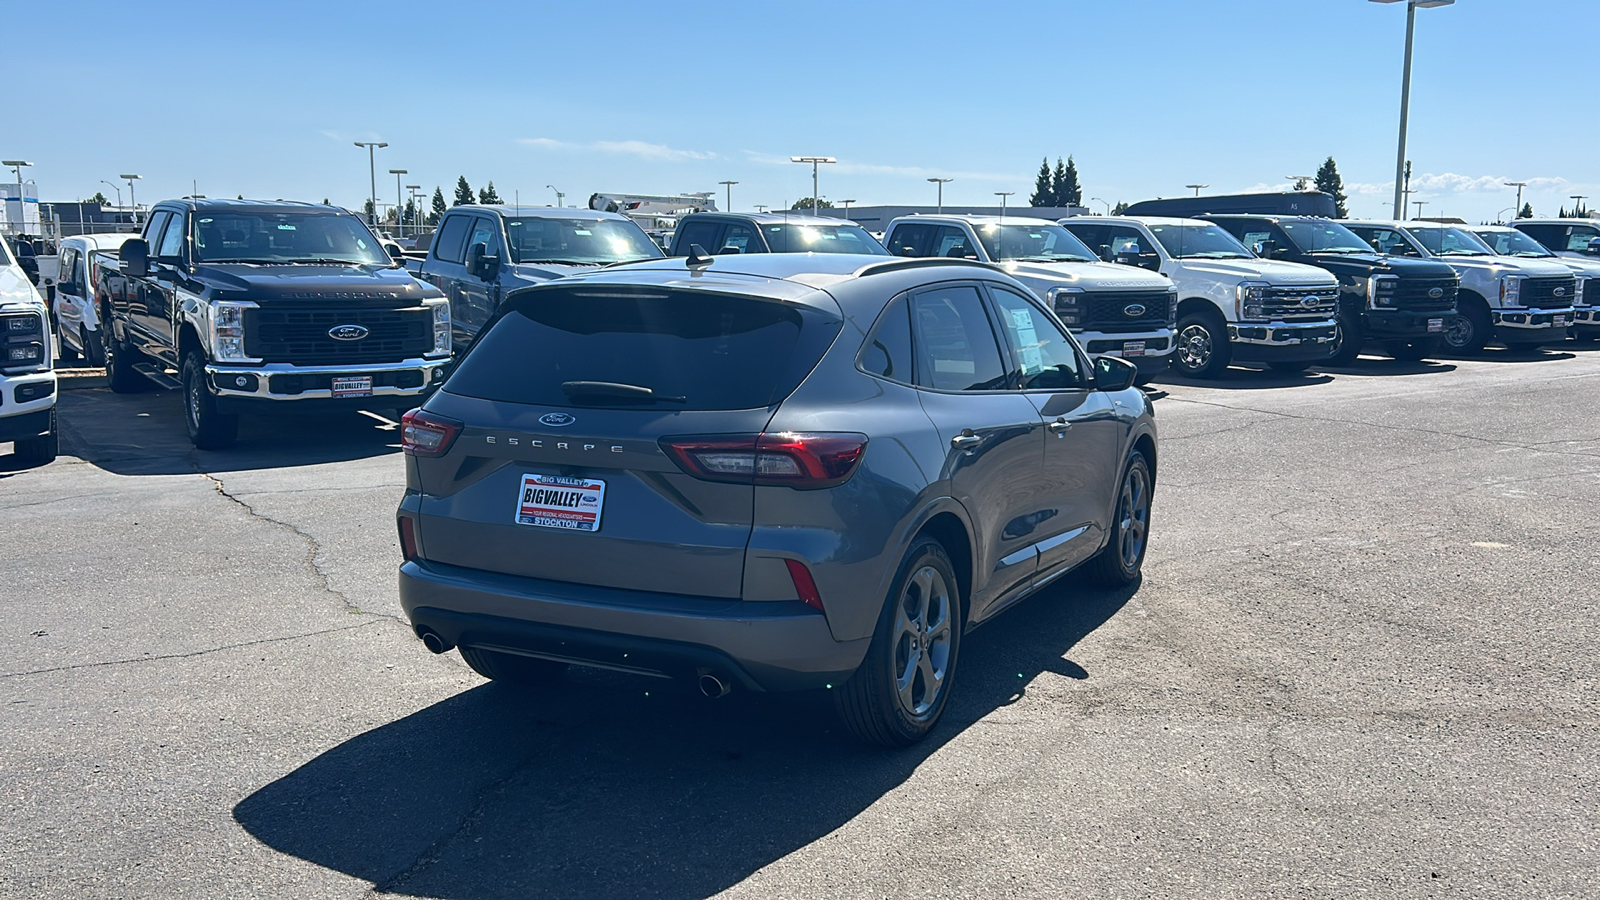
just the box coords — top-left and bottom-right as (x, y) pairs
(459, 647), (566, 686)
(1443, 302), (1490, 354)
(13, 409), (59, 466)
(83, 326), (106, 368)
(1172, 311), (1231, 379)
(1326, 313), (1363, 365)
(182, 352), (238, 450)
(1383, 337), (1442, 361)
(836, 536), (962, 747)
(103, 316), (146, 393)
(1087, 450), (1153, 588)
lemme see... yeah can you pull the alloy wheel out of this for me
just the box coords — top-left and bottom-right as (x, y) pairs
(1119, 465), (1151, 570)
(1443, 315), (1473, 350)
(891, 564), (954, 718)
(1176, 324), (1212, 370)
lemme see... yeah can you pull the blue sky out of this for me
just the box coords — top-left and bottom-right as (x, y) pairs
(14, 0), (1597, 223)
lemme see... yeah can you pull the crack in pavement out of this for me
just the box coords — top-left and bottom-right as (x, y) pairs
(0, 621), (379, 679)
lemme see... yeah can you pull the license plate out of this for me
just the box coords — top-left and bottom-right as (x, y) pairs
(1554, 315), (1571, 326)
(331, 376), (373, 398)
(515, 473), (606, 532)
(1427, 318), (1444, 333)
(1122, 340), (1146, 358)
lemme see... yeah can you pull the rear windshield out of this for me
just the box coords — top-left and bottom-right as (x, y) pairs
(445, 289), (842, 410)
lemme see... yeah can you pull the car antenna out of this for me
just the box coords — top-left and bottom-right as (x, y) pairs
(686, 244), (714, 268)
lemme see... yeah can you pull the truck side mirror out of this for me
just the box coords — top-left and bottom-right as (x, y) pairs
(1586, 238), (1600, 256)
(466, 241), (499, 280)
(119, 239), (150, 278)
(1258, 239), (1284, 259)
(386, 243), (406, 261)
(1113, 249), (1141, 267)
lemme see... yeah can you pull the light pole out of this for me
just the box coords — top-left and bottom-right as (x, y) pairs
(546, 184), (563, 208)
(98, 179), (122, 211)
(353, 141), (388, 226)
(754, 204), (769, 214)
(1506, 181), (1527, 216)
(1496, 207), (1517, 224)
(1186, 183), (1208, 197)
(718, 180), (738, 212)
(1571, 195), (1589, 216)
(1286, 175), (1315, 191)
(838, 199), (855, 220)
(388, 168), (407, 235)
(120, 174), (141, 225)
(1413, 200), (1428, 219)
(406, 184), (422, 235)
(995, 191), (1014, 220)
(790, 156), (836, 214)
(1372, 0), (1455, 219)
(927, 177), (954, 213)
(1089, 196), (1111, 215)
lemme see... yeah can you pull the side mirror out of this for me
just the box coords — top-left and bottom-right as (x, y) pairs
(1094, 355), (1139, 392)
(1113, 249), (1140, 267)
(118, 239), (150, 278)
(1586, 238), (1600, 256)
(386, 243), (406, 261)
(466, 241), (500, 280)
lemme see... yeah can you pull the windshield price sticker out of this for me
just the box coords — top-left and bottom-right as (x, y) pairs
(1122, 340), (1146, 357)
(331, 376), (373, 398)
(1427, 318), (1444, 333)
(515, 474), (606, 532)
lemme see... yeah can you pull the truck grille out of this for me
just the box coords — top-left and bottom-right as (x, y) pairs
(1392, 276), (1458, 311)
(1261, 286), (1338, 320)
(1522, 276), (1578, 308)
(1080, 290), (1174, 333)
(244, 307), (432, 365)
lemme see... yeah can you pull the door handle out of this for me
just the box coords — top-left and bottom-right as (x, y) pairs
(951, 432), (982, 451)
(1048, 418), (1071, 434)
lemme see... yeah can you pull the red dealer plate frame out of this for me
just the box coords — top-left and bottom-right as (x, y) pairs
(514, 473), (606, 532)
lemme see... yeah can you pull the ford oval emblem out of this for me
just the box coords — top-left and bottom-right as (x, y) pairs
(539, 413), (576, 427)
(1301, 296), (1320, 308)
(328, 324), (369, 341)
(1123, 303), (1147, 317)
(1428, 287), (1444, 298)
(1554, 287), (1566, 297)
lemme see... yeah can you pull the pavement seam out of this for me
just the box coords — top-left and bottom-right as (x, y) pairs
(0, 621), (379, 679)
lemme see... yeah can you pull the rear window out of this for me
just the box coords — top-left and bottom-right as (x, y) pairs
(445, 289), (843, 410)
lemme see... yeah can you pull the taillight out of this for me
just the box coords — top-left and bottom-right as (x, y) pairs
(397, 515), (420, 562)
(659, 432), (868, 489)
(401, 409), (462, 457)
(783, 559), (825, 612)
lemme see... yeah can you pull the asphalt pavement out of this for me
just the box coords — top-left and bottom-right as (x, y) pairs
(2, 347), (1596, 899)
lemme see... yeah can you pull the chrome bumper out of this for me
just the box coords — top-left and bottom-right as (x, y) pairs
(206, 357), (450, 401)
(1228, 319), (1338, 347)
(1492, 307), (1576, 331)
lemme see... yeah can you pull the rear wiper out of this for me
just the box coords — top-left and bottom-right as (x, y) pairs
(560, 381), (686, 404)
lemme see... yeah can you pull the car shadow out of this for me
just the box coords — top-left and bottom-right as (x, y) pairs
(58, 388), (406, 476)
(1310, 355), (1457, 377)
(1151, 367), (1334, 390)
(233, 572), (1136, 899)
(1434, 347), (1577, 364)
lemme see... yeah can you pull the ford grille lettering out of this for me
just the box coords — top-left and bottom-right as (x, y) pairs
(1123, 304), (1147, 317)
(1428, 287), (1444, 299)
(328, 324), (369, 341)
(539, 413), (577, 427)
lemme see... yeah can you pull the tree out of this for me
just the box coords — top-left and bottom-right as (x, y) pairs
(453, 176), (475, 206)
(1518, 202), (1534, 219)
(1054, 156), (1083, 207)
(89, 191), (109, 205)
(236, 194), (244, 200)
(429, 187), (447, 226)
(1111, 201), (1130, 215)
(363, 199), (376, 220)
(322, 197), (330, 205)
(1314, 156), (1348, 218)
(478, 181), (502, 204)
(1029, 157), (1054, 207)
(791, 197), (834, 210)
(402, 198), (417, 225)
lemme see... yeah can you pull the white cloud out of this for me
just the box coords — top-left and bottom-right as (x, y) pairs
(518, 137), (716, 161)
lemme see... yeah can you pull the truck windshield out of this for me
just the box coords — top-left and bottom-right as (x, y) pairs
(504, 217), (663, 265)
(1279, 221), (1373, 254)
(1472, 229), (1555, 258)
(1408, 226), (1494, 256)
(1148, 223), (1254, 259)
(760, 224), (889, 254)
(191, 212), (391, 265)
(973, 223), (1097, 262)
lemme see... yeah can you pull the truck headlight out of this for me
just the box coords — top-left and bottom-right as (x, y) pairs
(1047, 287), (1084, 327)
(1, 311), (49, 373)
(1367, 275), (1398, 308)
(1500, 275), (1524, 306)
(209, 301), (258, 361)
(1167, 287), (1178, 326)
(1235, 281), (1269, 320)
(425, 298), (451, 357)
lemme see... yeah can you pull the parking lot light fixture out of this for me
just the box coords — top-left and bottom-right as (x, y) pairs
(1505, 181), (1527, 214)
(1090, 197), (1111, 215)
(927, 177), (954, 214)
(1371, 0), (1455, 219)
(1413, 200), (1428, 219)
(406, 184), (422, 234)
(120, 174), (142, 224)
(995, 191), (1014, 221)
(1186, 184), (1208, 197)
(1286, 175), (1315, 191)
(353, 142), (387, 226)
(546, 185), (563, 208)
(790, 156), (835, 215)
(1571, 195), (1589, 216)
(98, 179), (122, 211)
(388, 169), (407, 235)
(838, 199), (855, 219)
(718, 180), (738, 212)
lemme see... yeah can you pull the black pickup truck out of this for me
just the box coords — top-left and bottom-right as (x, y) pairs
(100, 199), (452, 448)
(1205, 215), (1460, 362)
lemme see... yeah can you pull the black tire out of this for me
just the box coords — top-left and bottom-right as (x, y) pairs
(1443, 301), (1491, 354)
(181, 351), (238, 450)
(1383, 337), (1442, 361)
(83, 325), (106, 368)
(1325, 313), (1363, 366)
(1171, 310), (1231, 379)
(459, 646), (566, 686)
(1267, 361), (1312, 373)
(103, 315), (146, 393)
(1087, 451), (1153, 588)
(13, 409), (59, 466)
(836, 537), (963, 747)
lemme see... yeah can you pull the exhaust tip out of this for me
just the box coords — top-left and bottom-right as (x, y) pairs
(419, 630), (452, 655)
(698, 673), (731, 699)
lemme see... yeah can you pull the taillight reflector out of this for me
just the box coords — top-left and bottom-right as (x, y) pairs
(397, 515), (420, 562)
(401, 409), (462, 457)
(659, 432), (867, 489)
(784, 559), (825, 613)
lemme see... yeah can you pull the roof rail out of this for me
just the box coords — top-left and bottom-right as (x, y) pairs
(853, 257), (997, 278)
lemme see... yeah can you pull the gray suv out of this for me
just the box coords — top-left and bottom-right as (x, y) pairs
(396, 253), (1157, 746)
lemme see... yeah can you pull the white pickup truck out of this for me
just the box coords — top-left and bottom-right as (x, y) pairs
(882, 215), (1177, 380)
(0, 235), (58, 464)
(1342, 221), (1576, 353)
(1471, 225), (1599, 341)
(1059, 216), (1340, 377)
(1510, 218), (1600, 262)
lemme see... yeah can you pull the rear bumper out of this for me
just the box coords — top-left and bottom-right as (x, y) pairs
(1363, 307), (1453, 338)
(399, 559), (870, 692)
(1228, 320), (1338, 363)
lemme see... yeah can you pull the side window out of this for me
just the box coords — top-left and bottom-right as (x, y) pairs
(1235, 226), (1275, 254)
(1566, 226), (1600, 252)
(987, 286), (1084, 390)
(156, 213), (187, 260)
(1361, 229), (1417, 256)
(1061, 222), (1108, 259)
(859, 293), (914, 383)
(72, 250), (87, 288)
(1514, 224), (1562, 250)
(674, 220), (723, 255)
(431, 215), (472, 263)
(58, 249), (77, 287)
(143, 211), (173, 254)
(887, 224), (933, 257)
(1105, 226), (1146, 256)
(468, 216), (502, 258)
(720, 223), (759, 254)
(931, 226), (976, 259)
(909, 285), (1009, 392)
